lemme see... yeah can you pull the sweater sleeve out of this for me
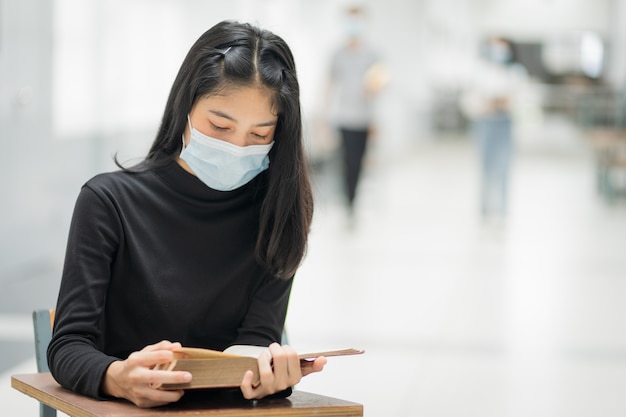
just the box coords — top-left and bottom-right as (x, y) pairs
(233, 273), (294, 347)
(47, 183), (121, 399)
(231, 274), (294, 399)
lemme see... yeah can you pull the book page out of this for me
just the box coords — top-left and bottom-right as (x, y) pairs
(174, 347), (241, 359)
(174, 345), (365, 360)
(223, 345), (269, 358)
(223, 345), (365, 359)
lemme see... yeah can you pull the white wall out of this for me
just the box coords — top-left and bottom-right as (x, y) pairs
(476, 0), (610, 39)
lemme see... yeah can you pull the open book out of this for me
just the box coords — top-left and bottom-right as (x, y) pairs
(153, 345), (364, 390)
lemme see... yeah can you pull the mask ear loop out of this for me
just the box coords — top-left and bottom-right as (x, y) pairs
(181, 114), (193, 153)
(187, 114), (193, 132)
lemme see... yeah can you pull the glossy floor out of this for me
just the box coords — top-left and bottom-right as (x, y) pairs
(290, 134), (626, 416)
(2, 131), (626, 416)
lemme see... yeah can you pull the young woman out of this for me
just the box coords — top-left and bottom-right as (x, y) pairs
(47, 20), (326, 408)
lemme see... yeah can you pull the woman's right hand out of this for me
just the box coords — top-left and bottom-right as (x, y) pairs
(101, 340), (192, 408)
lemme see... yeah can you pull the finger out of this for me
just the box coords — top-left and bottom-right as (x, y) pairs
(257, 349), (274, 387)
(280, 345), (301, 381)
(301, 356), (327, 376)
(126, 362), (192, 389)
(313, 356), (327, 371)
(240, 370), (259, 399)
(268, 344), (298, 390)
(149, 369), (193, 387)
(132, 386), (185, 408)
(300, 359), (315, 375)
(145, 340), (183, 353)
(268, 343), (286, 374)
(164, 341), (182, 351)
(141, 340), (175, 352)
(127, 349), (178, 368)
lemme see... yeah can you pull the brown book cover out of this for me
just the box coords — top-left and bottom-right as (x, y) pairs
(155, 346), (364, 390)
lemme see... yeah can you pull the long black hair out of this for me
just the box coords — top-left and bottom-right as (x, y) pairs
(124, 21), (313, 280)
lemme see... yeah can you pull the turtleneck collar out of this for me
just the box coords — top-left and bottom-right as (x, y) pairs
(154, 159), (266, 202)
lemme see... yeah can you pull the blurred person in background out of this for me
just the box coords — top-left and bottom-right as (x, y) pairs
(47, 21), (326, 408)
(327, 5), (387, 225)
(461, 37), (528, 223)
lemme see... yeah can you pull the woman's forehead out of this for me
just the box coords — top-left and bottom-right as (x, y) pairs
(196, 86), (278, 120)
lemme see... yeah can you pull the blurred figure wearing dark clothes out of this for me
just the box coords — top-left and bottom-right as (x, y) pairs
(328, 6), (387, 222)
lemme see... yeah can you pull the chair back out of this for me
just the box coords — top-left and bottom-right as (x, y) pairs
(32, 309), (57, 417)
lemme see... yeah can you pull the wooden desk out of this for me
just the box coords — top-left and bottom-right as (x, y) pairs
(12, 373), (363, 417)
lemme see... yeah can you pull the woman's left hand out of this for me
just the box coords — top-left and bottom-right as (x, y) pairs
(240, 343), (327, 399)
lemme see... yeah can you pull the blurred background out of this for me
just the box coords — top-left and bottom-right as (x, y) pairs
(2, 0), (626, 416)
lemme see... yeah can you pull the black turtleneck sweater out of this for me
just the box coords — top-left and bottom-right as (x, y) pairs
(47, 160), (293, 399)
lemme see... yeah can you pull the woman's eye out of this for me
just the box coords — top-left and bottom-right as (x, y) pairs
(253, 133), (268, 140)
(211, 123), (228, 131)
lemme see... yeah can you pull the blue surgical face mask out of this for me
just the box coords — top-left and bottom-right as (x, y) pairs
(344, 15), (364, 39)
(488, 42), (512, 64)
(180, 117), (274, 191)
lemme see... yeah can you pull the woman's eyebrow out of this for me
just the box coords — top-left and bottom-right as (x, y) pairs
(209, 110), (277, 127)
(209, 109), (236, 121)
(256, 120), (277, 127)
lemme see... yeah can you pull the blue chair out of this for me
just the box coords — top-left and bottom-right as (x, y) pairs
(32, 309), (56, 417)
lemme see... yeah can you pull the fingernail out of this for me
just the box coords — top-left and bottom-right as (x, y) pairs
(183, 373), (192, 381)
